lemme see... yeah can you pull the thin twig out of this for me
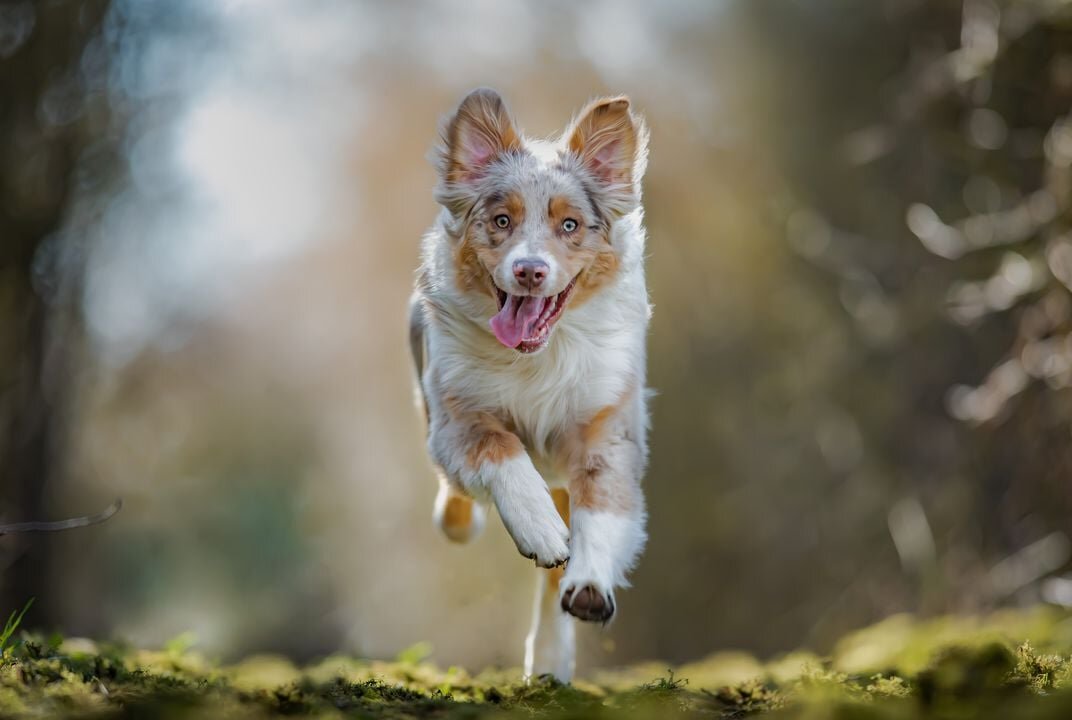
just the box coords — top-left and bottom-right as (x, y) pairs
(0, 499), (122, 537)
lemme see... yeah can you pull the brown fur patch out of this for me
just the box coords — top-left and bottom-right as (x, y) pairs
(441, 493), (473, 532)
(559, 390), (632, 467)
(503, 191), (526, 224)
(548, 196), (583, 240)
(542, 194), (621, 308)
(484, 190), (525, 248)
(464, 412), (524, 469)
(453, 233), (488, 294)
(551, 487), (571, 527)
(567, 391), (637, 514)
(546, 488), (571, 589)
(571, 454), (619, 511)
(437, 392), (524, 470)
(581, 403), (618, 447)
(453, 191), (528, 300)
(570, 248), (621, 309)
(440, 392), (465, 420)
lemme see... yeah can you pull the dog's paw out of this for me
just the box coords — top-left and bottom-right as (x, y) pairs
(560, 581), (615, 623)
(512, 510), (570, 568)
(493, 474), (570, 568)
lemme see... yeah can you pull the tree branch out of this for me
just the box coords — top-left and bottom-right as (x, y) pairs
(0, 499), (122, 537)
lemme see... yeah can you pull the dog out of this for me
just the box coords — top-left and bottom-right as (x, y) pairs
(409, 88), (650, 682)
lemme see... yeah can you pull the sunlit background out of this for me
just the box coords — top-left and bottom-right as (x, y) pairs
(3, 0), (1072, 675)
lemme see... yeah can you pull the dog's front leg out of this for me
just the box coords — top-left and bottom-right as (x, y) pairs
(560, 424), (647, 623)
(429, 412), (569, 568)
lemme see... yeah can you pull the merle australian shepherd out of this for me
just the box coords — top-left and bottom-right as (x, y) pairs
(409, 88), (651, 682)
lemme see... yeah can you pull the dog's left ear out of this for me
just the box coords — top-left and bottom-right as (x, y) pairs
(566, 96), (648, 215)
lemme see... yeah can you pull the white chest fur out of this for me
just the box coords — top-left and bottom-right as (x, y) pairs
(427, 281), (648, 456)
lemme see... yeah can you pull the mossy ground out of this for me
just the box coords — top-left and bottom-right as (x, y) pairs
(5, 607), (1072, 718)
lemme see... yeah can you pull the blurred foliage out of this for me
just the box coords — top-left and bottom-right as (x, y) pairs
(4, 608), (1072, 717)
(0, 0), (111, 625)
(631, 0), (1072, 663)
(758, 0), (1072, 613)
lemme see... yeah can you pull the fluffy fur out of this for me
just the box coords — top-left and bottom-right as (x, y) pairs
(409, 88), (651, 682)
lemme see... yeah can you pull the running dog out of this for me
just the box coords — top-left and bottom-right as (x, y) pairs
(409, 88), (651, 682)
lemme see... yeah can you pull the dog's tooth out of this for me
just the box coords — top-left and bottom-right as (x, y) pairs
(539, 297), (555, 324)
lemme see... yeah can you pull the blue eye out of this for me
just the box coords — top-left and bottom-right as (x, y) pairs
(562, 218), (578, 233)
(494, 214), (510, 229)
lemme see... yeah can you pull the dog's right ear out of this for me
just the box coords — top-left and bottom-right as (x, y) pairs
(439, 88), (521, 186)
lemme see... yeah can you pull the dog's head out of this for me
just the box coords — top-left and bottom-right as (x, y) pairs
(433, 88), (648, 354)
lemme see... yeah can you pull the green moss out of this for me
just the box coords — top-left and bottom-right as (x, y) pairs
(706, 677), (784, 715)
(4, 609), (1072, 718)
(1012, 641), (1070, 692)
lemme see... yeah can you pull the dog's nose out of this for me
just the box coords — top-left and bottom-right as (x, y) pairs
(512, 257), (549, 290)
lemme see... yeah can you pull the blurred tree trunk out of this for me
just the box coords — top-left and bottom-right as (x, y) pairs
(0, 0), (108, 619)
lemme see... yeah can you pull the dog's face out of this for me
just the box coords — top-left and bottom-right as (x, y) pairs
(435, 89), (647, 354)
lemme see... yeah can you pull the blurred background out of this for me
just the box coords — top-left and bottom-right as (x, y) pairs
(3, 0), (1072, 675)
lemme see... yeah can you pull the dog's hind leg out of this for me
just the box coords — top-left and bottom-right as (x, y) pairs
(433, 475), (486, 543)
(523, 488), (575, 683)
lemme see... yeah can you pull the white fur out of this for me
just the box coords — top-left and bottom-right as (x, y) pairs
(484, 455), (569, 567)
(559, 508), (648, 619)
(498, 239), (565, 295)
(524, 569), (576, 682)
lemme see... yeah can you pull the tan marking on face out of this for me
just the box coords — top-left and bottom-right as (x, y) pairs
(503, 191), (525, 225)
(454, 192), (527, 301)
(548, 196), (581, 239)
(570, 245), (621, 308)
(453, 231), (490, 294)
(486, 191), (525, 248)
(543, 194), (621, 302)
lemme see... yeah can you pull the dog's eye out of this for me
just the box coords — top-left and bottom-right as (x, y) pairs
(494, 214), (510, 229)
(562, 218), (578, 233)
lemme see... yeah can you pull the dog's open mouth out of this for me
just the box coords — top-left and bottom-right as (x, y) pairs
(489, 278), (577, 353)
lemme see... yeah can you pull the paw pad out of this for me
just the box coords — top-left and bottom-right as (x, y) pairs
(561, 585), (614, 623)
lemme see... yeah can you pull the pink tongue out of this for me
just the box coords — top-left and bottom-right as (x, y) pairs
(490, 295), (548, 348)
